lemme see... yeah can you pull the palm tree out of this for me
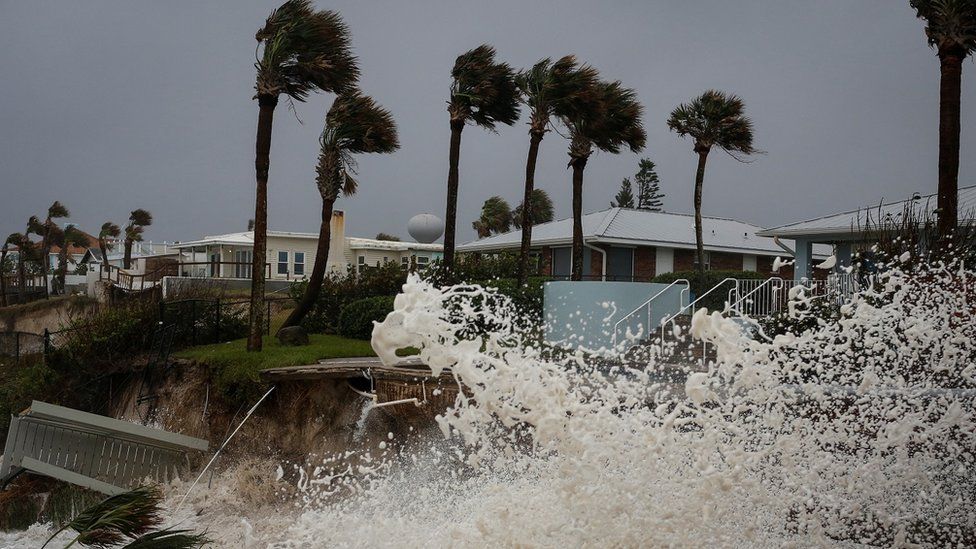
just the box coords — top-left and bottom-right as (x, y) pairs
(98, 221), (121, 272)
(0, 237), (10, 308)
(668, 90), (757, 280)
(513, 188), (555, 229)
(472, 196), (513, 238)
(123, 209), (152, 269)
(443, 44), (520, 270)
(561, 80), (646, 281)
(6, 233), (32, 303)
(514, 56), (599, 285)
(249, 0), (359, 351)
(282, 92), (399, 330)
(54, 225), (90, 294)
(27, 201), (70, 296)
(910, 0), (976, 240)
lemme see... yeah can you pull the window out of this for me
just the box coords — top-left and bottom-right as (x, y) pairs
(416, 255), (430, 270)
(401, 256), (410, 269)
(357, 256), (365, 266)
(552, 247), (572, 278)
(277, 251), (289, 275)
(234, 250), (252, 278)
(293, 252), (305, 276)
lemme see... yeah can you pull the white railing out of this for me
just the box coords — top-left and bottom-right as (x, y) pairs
(659, 277), (740, 359)
(728, 277), (788, 318)
(611, 279), (690, 346)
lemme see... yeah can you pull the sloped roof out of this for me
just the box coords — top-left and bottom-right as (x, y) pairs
(757, 184), (976, 238)
(458, 208), (830, 257)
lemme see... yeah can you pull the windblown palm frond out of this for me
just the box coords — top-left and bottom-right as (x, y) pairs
(560, 79), (646, 162)
(125, 209), (153, 242)
(99, 222), (121, 240)
(255, 0), (359, 100)
(518, 55), (600, 133)
(47, 201), (70, 220)
(42, 486), (163, 548)
(316, 92), (399, 198)
(911, 0), (976, 55)
(667, 89), (755, 156)
(513, 189), (555, 229)
(473, 196), (513, 237)
(449, 44), (521, 129)
(121, 527), (209, 548)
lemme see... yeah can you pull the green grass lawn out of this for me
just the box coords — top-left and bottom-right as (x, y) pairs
(174, 334), (377, 405)
(175, 333), (376, 371)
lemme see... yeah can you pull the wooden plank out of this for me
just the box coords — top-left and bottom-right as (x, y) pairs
(260, 357), (454, 384)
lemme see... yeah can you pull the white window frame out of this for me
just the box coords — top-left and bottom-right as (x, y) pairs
(277, 251), (289, 275)
(293, 252), (305, 276)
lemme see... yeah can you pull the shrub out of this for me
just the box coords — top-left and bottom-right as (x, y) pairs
(291, 263), (406, 334)
(338, 296), (396, 340)
(652, 270), (766, 312)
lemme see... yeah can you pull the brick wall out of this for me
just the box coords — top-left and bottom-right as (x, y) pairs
(589, 246), (603, 279)
(674, 249), (696, 272)
(634, 246), (655, 280)
(709, 251), (741, 271)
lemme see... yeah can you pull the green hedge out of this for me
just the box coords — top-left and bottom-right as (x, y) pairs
(338, 296), (396, 340)
(652, 270), (766, 312)
(290, 263), (406, 334)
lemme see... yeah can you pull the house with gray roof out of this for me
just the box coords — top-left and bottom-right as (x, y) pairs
(758, 184), (975, 280)
(458, 208), (829, 281)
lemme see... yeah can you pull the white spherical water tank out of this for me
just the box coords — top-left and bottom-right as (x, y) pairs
(408, 213), (444, 244)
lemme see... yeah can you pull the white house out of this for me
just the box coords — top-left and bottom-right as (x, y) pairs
(171, 210), (442, 280)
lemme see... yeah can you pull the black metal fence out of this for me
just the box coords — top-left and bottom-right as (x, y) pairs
(0, 296), (295, 366)
(0, 331), (45, 362)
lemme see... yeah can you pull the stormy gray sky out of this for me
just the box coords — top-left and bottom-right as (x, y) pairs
(1, 1), (973, 244)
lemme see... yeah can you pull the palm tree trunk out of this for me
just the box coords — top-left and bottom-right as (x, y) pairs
(17, 252), (26, 303)
(570, 155), (588, 281)
(516, 130), (544, 286)
(40, 243), (51, 297)
(443, 119), (464, 272)
(0, 251), (7, 308)
(99, 240), (110, 271)
(693, 149), (709, 281)
(281, 194), (335, 330)
(936, 47), (963, 241)
(123, 240), (133, 270)
(248, 94), (278, 352)
(57, 248), (68, 294)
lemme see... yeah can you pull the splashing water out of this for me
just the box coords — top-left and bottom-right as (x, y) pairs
(5, 261), (974, 547)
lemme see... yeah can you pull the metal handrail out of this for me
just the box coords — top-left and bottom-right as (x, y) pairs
(727, 277), (785, 318)
(659, 277), (740, 362)
(612, 279), (690, 345)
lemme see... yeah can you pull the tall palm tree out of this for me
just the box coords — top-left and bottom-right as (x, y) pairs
(513, 188), (555, 229)
(54, 225), (89, 294)
(472, 196), (513, 238)
(27, 201), (69, 296)
(98, 221), (121, 271)
(514, 56), (599, 285)
(123, 209), (152, 269)
(249, 0), (359, 351)
(282, 92), (399, 330)
(910, 0), (976, 240)
(561, 81), (646, 281)
(444, 44), (520, 270)
(0, 237), (10, 307)
(6, 233), (31, 303)
(668, 90), (757, 280)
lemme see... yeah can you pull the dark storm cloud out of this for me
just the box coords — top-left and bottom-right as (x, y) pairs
(1, 1), (972, 243)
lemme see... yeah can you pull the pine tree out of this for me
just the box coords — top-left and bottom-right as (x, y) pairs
(611, 178), (635, 208)
(634, 158), (665, 211)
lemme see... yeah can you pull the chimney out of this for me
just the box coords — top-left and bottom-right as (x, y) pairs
(329, 210), (346, 267)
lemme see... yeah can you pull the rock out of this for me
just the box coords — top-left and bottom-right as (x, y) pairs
(276, 326), (309, 346)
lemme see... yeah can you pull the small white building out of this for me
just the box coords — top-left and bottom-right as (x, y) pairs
(171, 210), (442, 280)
